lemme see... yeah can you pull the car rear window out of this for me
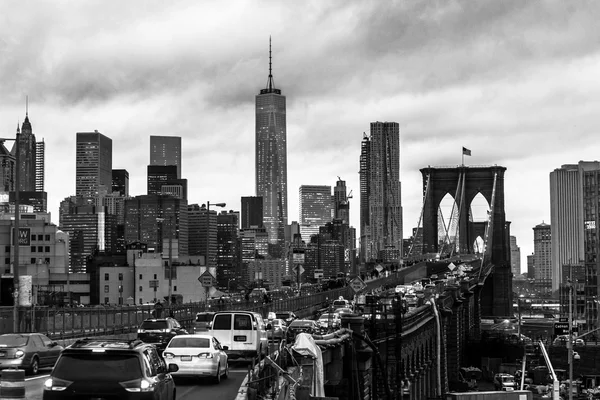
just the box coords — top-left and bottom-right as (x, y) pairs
(53, 353), (142, 381)
(0, 335), (29, 347)
(196, 313), (214, 322)
(234, 314), (253, 330)
(333, 300), (347, 307)
(140, 320), (168, 330)
(275, 313), (290, 319)
(168, 337), (210, 348)
(212, 314), (232, 330)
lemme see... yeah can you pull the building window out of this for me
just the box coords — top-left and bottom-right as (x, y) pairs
(139, 274), (143, 280)
(45, 235), (50, 241)
(139, 286), (143, 292)
(118, 297), (123, 305)
(104, 285), (109, 293)
(5, 246), (10, 252)
(118, 273), (123, 281)
(174, 286), (177, 292)
(45, 246), (50, 253)
(104, 273), (109, 281)
(45, 258), (50, 264)
(154, 274), (157, 280)
(104, 297), (109, 304)
(4, 258), (9, 265)
(38, 235), (43, 241)
(31, 246), (36, 253)
(30, 258), (36, 264)
(37, 246), (43, 252)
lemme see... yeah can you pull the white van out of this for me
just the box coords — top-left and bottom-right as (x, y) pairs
(208, 311), (270, 360)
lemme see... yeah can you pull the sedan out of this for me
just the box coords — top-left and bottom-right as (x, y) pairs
(286, 320), (320, 343)
(317, 313), (341, 330)
(163, 334), (229, 383)
(0, 333), (64, 375)
(267, 319), (287, 342)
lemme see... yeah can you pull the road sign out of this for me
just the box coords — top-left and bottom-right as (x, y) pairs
(559, 317), (568, 323)
(198, 270), (215, 287)
(375, 264), (383, 273)
(293, 264), (305, 275)
(554, 322), (569, 335)
(349, 277), (367, 293)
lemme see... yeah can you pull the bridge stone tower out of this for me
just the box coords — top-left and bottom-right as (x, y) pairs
(419, 166), (512, 317)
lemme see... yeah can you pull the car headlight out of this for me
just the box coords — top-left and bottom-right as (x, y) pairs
(15, 350), (24, 358)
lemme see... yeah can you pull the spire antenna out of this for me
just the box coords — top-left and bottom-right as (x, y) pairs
(266, 36), (275, 91)
(26, 95), (28, 117)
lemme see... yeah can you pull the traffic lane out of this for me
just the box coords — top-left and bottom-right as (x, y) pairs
(22, 371), (52, 400)
(175, 364), (247, 400)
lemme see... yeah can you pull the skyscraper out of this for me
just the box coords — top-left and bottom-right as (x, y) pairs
(112, 169), (129, 197)
(241, 196), (263, 229)
(299, 185), (332, 226)
(532, 222), (551, 294)
(35, 140), (45, 192)
(15, 112), (36, 192)
(361, 122), (403, 262)
(76, 131), (112, 200)
(255, 38), (287, 258)
(334, 178), (350, 224)
(509, 235), (521, 275)
(150, 136), (181, 179)
(359, 133), (371, 262)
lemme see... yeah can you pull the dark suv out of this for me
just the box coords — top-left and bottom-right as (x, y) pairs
(43, 338), (178, 400)
(137, 318), (187, 351)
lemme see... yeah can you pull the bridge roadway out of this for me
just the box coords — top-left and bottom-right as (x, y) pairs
(15, 261), (474, 400)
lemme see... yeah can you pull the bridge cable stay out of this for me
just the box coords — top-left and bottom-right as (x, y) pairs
(449, 170), (466, 258)
(437, 207), (451, 257)
(439, 171), (461, 258)
(477, 172), (497, 284)
(407, 173), (430, 257)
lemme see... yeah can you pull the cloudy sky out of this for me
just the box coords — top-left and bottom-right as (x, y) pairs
(1, 0), (599, 272)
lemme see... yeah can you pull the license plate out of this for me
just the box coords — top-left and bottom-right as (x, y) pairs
(180, 355), (192, 361)
(234, 335), (246, 342)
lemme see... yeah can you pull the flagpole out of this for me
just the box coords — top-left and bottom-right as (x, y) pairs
(462, 150), (464, 167)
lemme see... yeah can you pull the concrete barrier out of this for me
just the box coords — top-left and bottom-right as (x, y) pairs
(0, 369), (25, 399)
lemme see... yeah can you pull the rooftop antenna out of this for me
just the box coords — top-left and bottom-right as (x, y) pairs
(26, 95), (28, 117)
(266, 36), (275, 91)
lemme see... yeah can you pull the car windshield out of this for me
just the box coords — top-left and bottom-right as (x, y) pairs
(140, 320), (168, 330)
(0, 335), (29, 347)
(168, 337), (210, 348)
(53, 354), (142, 381)
(319, 314), (337, 320)
(195, 313), (213, 322)
(290, 321), (314, 328)
(276, 313), (291, 319)
(332, 300), (347, 307)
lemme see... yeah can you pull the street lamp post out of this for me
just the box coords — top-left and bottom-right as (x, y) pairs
(0, 135), (21, 333)
(568, 265), (574, 400)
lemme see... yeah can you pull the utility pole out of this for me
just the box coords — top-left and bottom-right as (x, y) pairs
(568, 264), (574, 400)
(167, 216), (173, 308)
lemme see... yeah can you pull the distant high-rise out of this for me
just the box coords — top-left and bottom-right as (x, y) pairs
(509, 235), (521, 275)
(360, 122), (402, 262)
(112, 169), (129, 197)
(35, 140), (45, 192)
(76, 131), (112, 200)
(14, 110), (36, 192)
(255, 38), (287, 258)
(216, 210), (240, 289)
(241, 196), (263, 229)
(532, 222), (551, 294)
(299, 185), (332, 226)
(334, 179), (350, 224)
(359, 134), (371, 262)
(147, 165), (178, 195)
(549, 162), (600, 292)
(150, 136), (181, 179)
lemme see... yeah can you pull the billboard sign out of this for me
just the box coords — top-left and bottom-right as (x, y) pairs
(292, 252), (305, 264)
(11, 228), (31, 246)
(0, 192), (8, 204)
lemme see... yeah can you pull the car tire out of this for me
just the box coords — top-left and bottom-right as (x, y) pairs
(27, 356), (39, 375)
(223, 363), (229, 380)
(214, 363), (221, 384)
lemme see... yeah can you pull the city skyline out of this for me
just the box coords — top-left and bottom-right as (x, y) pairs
(2, 1), (600, 271)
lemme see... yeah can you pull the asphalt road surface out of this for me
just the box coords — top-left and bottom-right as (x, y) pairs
(21, 364), (249, 400)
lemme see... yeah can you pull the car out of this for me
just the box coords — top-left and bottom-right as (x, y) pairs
(275, 311), (298, 325)
(208, 311), (270, 360)
(43, 337), (178, 400)
(493, 373), (516, 391)
(286, 319), (320, 343)
(332, 297), (351, 309)
(162, 334), (228, 383)
(192, 312), (215, 333)
(333, 307), (353, 315)
(137, 317), (188, 351)
(317, 313), (342, 330)
(0, 333), (64, 375)
(267, 319), (287, 342)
